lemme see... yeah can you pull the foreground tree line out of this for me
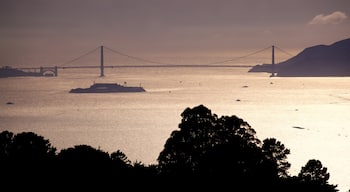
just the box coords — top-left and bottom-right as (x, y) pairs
(0, 105), (340, 191)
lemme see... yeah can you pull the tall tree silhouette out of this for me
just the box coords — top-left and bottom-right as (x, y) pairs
(56, 144), (115, 189)
(280, 159), (338, 192)
(298, 159), (330, 184)
(0, 131), (57, 189)
(157, 104), (281, 190)
(10, 131), (57, 161)
(0, 131), (57, 161)
(158, 104), (217, 176)
(262, 138), (291, 178)
(57, 144), (111, 175)
(0, 130), (14, 160)
(297, 159), (338, 192)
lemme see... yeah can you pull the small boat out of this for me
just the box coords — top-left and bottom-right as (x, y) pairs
(69, 83), (146, 93)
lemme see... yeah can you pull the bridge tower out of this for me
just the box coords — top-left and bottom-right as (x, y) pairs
(100, 45), (104, 77)
(271, 45), (275, 77)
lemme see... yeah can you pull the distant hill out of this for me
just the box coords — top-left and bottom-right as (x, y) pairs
(249, 38), (350, 76)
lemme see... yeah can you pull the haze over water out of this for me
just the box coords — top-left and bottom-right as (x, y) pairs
(1, 65), (349, 191)
(1, 0), (350, 191)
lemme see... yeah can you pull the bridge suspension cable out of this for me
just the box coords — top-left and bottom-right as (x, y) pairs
(104, 45), (276, 66)
(104, 46), (173, 65)
(207, 46), (272, 65)
(274, 46), (295, 57)
(54, 45), (294, 68)
(15, 44), (295, 77)
(57, 46), (100, 67)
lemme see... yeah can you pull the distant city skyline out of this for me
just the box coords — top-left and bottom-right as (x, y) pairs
(1, 0), (349, 66)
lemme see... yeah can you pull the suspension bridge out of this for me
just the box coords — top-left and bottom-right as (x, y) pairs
(9, 45), (293, 77)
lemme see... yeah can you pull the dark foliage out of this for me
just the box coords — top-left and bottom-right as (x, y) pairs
(262, 138), (291, 178)
(157, 104), (338, 191)
(0, 131), (56, 161)
(0, 131), (57, 189)
(0, 105), (340, 191)
(157, 105), (281, 190)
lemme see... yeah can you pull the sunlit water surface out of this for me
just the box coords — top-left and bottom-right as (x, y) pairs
(1, 67), (349, 191)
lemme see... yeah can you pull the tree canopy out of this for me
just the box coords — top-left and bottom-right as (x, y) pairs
(156, 105), (339, 191)
(0, 104), (340, 191)
(157, 105), (292, 190)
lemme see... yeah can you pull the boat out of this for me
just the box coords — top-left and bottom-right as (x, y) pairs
(69, 83), (146, 93)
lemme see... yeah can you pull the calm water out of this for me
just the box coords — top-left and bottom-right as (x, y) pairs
(1, 67), (349, 191)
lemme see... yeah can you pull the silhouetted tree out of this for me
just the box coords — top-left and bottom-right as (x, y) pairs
(0, 104), (341, 192)
(130, 161), (159, 180)
(262, 138), (291, 178)
(298, 159), (330, 184)
(0, 131), (56, 161)
(0, 130), (14, 160)
(280, 159), (338, 192)
(58, 144), (110, 162)
(109, 149), (133, 180)
(0, 131), (57, 189)
(111, 149), (131, 166)
(298, 159), (338, 191)
(10, 131), (57, 161)
(57, 144), (111, 174)
(157, 105), (219, 176)
(56, 144), (114, 188)
(157, 105), (280, 190)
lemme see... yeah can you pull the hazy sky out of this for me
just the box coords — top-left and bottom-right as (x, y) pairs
(1, 0), (349, 66)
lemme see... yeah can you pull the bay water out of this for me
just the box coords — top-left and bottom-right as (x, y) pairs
(1, 66), (349, 191)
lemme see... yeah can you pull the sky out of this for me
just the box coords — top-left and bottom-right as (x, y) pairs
(0, 0), (349, 66)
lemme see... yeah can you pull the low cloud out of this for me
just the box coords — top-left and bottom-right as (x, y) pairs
(309, 11), (347, 25)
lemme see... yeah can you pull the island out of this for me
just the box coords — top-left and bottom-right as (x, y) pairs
(69, 83), (146, 93)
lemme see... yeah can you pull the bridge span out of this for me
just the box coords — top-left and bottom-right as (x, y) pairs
(5, 45), (292, 77)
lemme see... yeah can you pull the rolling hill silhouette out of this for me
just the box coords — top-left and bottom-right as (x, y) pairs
(249, 38), (350, 76)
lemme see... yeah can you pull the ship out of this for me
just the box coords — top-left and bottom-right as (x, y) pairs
(69, 83), (146, 93)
